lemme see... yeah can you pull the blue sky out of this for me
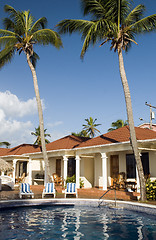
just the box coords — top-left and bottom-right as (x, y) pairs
(0, 0), (156, 147)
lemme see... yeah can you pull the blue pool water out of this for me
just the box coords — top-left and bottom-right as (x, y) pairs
(0, 205), (156, 240)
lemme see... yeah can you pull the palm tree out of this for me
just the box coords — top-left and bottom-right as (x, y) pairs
(108, 119), (128, 132)
(0, 141), (11, 148)
(71, 130), (90, 137)
(57, 0), (156, 201)
(0, 5), (62, 183)
(31, 126), (51, 146)
(82, 117), (101, 138)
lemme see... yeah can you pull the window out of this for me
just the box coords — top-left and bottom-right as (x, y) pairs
(126, 153), (150, 178)
(19, 161), (27, 177)
(141, 153), (150, 177)
(126, 154), (136, 178)
(56, 159), (61, 177)
(68, 158), (76, 177)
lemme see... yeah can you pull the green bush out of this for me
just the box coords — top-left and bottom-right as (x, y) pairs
(146, 179), (156, 200)
(65, 175), (84, 188)
(79, 178), (84, 188)
(66, 175), (76, 184)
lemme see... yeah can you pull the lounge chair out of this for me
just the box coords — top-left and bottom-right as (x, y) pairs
(42, 183), (56, 198)
(51, 173), (64, 186)
(16, 173), (25, 184)
(65, 183), (78, 198)
(19, 183), (34, 199)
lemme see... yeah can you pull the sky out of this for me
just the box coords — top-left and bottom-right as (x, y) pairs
(0, 0), (156, 147)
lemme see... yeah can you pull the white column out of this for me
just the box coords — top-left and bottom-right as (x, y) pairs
(75, 155), (81, 188)
(28, 159), (32, 185)
(63, 156), (68, 183)
(13, 159), (17, 182)
(101, 153), (108, 190)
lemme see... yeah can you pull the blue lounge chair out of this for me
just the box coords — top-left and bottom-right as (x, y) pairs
(19, 183), (34, 199)
(65, 183), (78, 198)
(42, 183), (56, 198)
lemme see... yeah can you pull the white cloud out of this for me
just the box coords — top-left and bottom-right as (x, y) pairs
(0, 91), (46, 146)
(0, 91), (45, 118)
(50, 130), (70, 142)
(0, 91), (68, 147)
(47, 121), (63, 128)
(0, 117), (33, 147)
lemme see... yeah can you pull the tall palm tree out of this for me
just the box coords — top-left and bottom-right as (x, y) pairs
(0, 5), (62, 183)
(31, 126), (51, 146)
(108, 119), (128, 132)
(82, 117), (101, 138)
(57, 0), (156, 201)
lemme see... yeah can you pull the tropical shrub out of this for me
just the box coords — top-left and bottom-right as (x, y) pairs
(65, 175), (84, 188)
(66, 175), (76, 184)
(146, 179), (156, 200)
(79, 178), (84, 188)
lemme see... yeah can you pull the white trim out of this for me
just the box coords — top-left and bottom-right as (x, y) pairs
(138, 147), (156, 151)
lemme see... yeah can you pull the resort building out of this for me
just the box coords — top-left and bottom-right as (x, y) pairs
(0, 126), (156, 192)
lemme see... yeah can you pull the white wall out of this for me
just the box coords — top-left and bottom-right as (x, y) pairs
(149, 152), (156, 177)
(94, 153), (102, 187)
(83, 157), (94, 187)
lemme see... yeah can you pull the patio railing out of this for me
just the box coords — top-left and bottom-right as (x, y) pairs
(98, 189), (117, 207)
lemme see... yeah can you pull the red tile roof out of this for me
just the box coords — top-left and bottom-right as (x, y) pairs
(0, 136), (90, 156)
(0, 127), (156, 157)
(76, 126), (156, 148)
(0, 148), (10, 156)
(0, 144), (41, 156)
(46, 135), (90, 151)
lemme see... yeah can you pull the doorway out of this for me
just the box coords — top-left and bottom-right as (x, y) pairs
(68, 158), (76, 177)
(56, 159), (61, 177)
(110, 155), (119, 179)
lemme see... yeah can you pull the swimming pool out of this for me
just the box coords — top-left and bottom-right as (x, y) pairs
(0, 205), (156, 240)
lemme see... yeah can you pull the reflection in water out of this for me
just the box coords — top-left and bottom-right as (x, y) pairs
(0, 206), (156, 240)
(137, 217), (143, 240)
(102, 213), (109, 239)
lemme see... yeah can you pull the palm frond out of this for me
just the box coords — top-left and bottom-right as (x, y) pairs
(4, 5), (26, 36)
(81, 0), (107, 19)
(30, 17), (47, 34)
(130, 14), (156, 33)
(0, 36), (18, 48)
(0, 29), (16, 37)
(81, 18), (112, 57)
(4, 5), (19, 20)
(30, 51), (40, 68)
(32, 29), (62, 49)
(0, 45), (15, 69)
(22, 10), (34, 33)
(57, 19), (94, 34)
(104, 0), (131, 25)
(3, 18), (15, 30)
(125, 4), (146, 26)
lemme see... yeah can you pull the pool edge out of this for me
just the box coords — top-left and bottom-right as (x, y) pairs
(0, 198), (156, 215)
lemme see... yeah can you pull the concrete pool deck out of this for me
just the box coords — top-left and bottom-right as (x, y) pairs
(1, 185), (156, 215)
(0, 185), (140, 201)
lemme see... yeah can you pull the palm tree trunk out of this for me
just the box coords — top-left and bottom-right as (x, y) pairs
(118, 48), (146, 201)
(26, 53), (50, 184)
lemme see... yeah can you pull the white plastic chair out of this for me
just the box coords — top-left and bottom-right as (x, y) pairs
(65, 183), (78, 198)
(42, 183), (56, 198)
(19, 183), (34, 199)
